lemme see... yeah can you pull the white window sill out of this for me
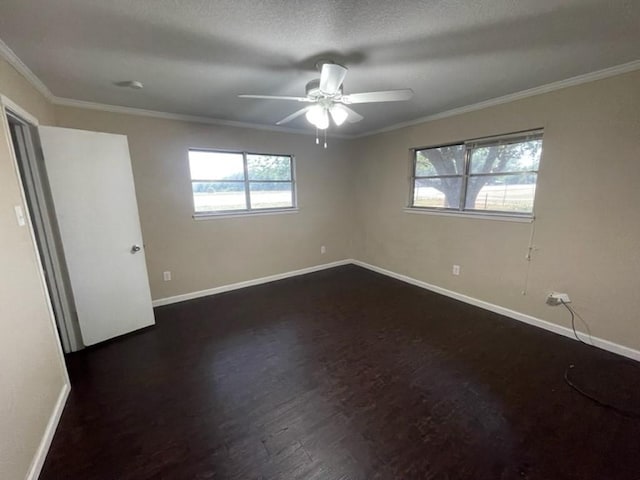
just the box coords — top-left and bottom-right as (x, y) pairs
(193, 208), (299, 221)
(403, 207), (534, 223)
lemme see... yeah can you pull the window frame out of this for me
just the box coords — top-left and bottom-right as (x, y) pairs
(409, 129), (543, 218)
(189, 148), (297, 218)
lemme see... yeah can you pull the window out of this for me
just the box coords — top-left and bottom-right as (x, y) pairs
(188, 150), (296, 215)
(411, 130), (543, 216)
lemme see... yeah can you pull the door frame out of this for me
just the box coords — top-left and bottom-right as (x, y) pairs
(1, 94), (82, 353)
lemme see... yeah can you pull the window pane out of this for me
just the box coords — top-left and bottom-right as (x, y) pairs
(413, 178), (462, 209)
(465, 174), (537, 213)
(469, 139), (542, 174)
(189, 151), (245, 180)
(415, 145), (465, 177)
(192, 181), (246, 212)
(249, 182), (293, 209)
(247, 155), (292, 181)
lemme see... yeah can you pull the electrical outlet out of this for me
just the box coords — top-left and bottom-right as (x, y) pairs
(320, 245), (326, 254)
(546, 292), (570, 306)
(163, 271), (171, 281)
(452, 265), (461, 276)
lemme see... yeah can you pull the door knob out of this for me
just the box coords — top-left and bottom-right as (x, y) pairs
(131, 245), (142, 254)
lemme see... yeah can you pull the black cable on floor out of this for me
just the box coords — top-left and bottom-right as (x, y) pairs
(564, 365), (640, 420)
(560, 301), (640, 420)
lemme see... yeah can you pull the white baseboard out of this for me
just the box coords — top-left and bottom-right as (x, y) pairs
(152, 258), (640, 362)
(25, 381), (70, 480)
(152, 259), (352, 307)
(19, 260), (636, 479)
(351, 260), (640, 362)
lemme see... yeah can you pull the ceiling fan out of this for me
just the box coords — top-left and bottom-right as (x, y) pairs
(238, 61), (413, 145)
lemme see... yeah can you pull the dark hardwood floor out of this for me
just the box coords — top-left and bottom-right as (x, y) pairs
(41, 265), (640, 479)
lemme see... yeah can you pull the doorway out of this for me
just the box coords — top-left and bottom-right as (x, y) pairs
(5, 109), (83, 353)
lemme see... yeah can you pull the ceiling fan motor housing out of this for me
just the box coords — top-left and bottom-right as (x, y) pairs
(239, 60), (411, 129)
(306, 79), (342, 99)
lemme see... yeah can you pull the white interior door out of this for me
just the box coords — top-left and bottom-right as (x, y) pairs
(38, 126), (155, 346)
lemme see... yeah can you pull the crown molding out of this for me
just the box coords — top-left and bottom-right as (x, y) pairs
(52, 96), (352, 138)
(354, 59), (640, 138)
(0, 36), (349, 138)
(56, 58), (640, 139)
(0, 37), (54, 101)
(1, 33), (638, 140)
(54, 58), (640, 139)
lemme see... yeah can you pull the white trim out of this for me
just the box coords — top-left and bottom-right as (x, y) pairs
(403, 208), (534, 223)
(52, 97), (351, 139)
(51, 58), (640, 138)
(1, 95), (71, 379)
(1, 95), (40, 125)
(355, 59), (640, 138)
(0, 38), (54, 101)
(50, 58), (640, 137)
(193, 208), (299, 221)
(155, 258), (640, 359)
(24, 382), (70, 480)
(152, 259), (352, 307)
(2, 34), (638, 138)
(10, 259), (638, 479)
(0, 33), (331, 137)
(351, 260), (640, 362)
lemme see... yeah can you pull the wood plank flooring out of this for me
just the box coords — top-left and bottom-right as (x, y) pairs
(41, 265), (640, 479)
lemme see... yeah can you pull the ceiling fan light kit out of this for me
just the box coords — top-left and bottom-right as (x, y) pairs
(306, 104), (329, 129)
(239, 61), (414, 147)
(330, 104), (348, 126)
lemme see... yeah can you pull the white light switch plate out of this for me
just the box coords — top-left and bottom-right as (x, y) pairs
(14, 205), (26, 226)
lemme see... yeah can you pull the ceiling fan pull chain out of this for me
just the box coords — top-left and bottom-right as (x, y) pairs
(315, 127), (319, 145)
(324, 129), (328, 149)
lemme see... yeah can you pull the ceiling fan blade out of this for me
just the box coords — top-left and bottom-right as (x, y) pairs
(319, 63), (348, 95)
(342, 106), (363, 123)
(276, 106), (313, 125)
(342, 89), (414, 104)
(238, 94), (311, 102)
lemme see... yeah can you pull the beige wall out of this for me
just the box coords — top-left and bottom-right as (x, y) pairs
(0, 58), (68, 479)
(52, 70), (640, 353)
(2, 47), (640, 479)
(351, 70), (640, 351)
(54, 108), (355, 300)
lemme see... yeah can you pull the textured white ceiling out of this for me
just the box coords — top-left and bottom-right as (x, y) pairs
(0, 0), (638, 135)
